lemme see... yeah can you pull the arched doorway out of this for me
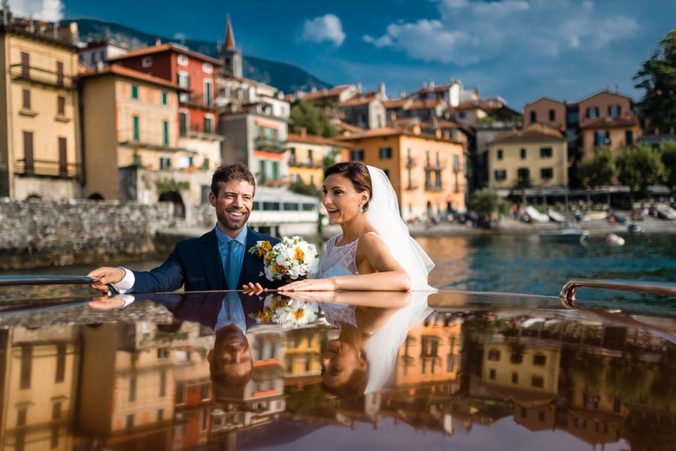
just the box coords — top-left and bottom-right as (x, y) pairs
(159, 190), (186, 218)
(87, 193), (104, 200)
(26, 194), (42, 201)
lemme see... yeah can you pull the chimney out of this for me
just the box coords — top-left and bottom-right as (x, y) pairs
(155, 37), (162, 46)
(435, 128), (442, 139)
(412, 124), (421, 135)
(356, 82), (362, 94)
(378, 81), (387, 99)
(399, 89), (406, 98)
(300, 127), (307, 138)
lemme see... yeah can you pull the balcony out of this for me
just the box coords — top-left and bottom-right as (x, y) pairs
(9, 64), (73, 89)
(180, 128), (222, 142)
(179, 93), (217, 111)
(118, 139), (190, 153)
(14, 159), (79, 179)
(254, 137), (287, 154)
(406, 157), (418, 169)
(288, 158), (322, 169)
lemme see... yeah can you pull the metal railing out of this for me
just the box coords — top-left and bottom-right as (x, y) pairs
(9, 64), (73, 89)
(14, 159), (79, 178)
(560, 279), (676, 307)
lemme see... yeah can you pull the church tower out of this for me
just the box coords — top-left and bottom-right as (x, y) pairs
(223, 15), (242, 78)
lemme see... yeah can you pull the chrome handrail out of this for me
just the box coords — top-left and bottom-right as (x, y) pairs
(560, 279), (676, 307)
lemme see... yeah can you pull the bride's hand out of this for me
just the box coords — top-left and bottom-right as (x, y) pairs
(278, 278), (337, 292)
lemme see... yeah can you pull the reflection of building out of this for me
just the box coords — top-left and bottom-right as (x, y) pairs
(0, 20), (81, 199)
(0, 326), (79, 450)
(78, 321), (180, 445)
(284, 328), (324, 387)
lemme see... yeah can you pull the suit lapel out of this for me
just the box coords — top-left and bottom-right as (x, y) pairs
(238, 228), (264, 288)
(200, 230), (227, 290)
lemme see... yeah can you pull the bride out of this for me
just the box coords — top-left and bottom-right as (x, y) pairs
(278, 162), (435, 292)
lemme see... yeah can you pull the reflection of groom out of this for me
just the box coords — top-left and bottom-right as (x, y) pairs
(89, 164), (281, 294)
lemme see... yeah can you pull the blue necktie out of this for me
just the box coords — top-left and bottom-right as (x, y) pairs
(226, 240), (241, 290)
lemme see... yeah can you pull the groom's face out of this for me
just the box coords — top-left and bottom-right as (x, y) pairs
(210, 179), (254, 236)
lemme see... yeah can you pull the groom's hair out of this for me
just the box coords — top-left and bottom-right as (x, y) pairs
(211, 163), (256, 196)
(325, 162), (372, 211)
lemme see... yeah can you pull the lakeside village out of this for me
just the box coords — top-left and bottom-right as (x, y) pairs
(0, 10), (674, 264)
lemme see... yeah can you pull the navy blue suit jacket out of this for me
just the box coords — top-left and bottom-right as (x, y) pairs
(132, 227), (281, 293)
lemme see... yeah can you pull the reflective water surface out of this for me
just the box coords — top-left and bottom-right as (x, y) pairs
(0, 290), (674, 450)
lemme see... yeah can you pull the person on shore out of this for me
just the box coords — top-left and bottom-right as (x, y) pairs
(88, 163), (280, 294)
(278, 162), (435, 292)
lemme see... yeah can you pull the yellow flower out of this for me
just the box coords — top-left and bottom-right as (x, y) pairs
(293, 308), (305, 320)
(294, 247), (305, 262)
(257, 241), (272, 257)
(264, 251), (274, 264)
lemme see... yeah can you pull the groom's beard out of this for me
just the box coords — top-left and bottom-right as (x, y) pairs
(217, 208), (250, 232)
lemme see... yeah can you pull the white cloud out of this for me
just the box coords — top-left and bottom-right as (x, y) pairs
(9, 0), (64, 21)
(301, 14), (346, 47)
(365, 0), (638, 65)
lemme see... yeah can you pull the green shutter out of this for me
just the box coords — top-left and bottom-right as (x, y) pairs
(133, 116), (140, 141)
(131, 84), (139, 100)
(163, 120), (169, 145)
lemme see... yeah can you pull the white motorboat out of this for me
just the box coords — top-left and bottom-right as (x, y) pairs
(540, 226), (589, 243)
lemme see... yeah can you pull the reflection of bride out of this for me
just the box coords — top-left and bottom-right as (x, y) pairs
(280, 162), (436, 292)
(319, 291), (432, 396)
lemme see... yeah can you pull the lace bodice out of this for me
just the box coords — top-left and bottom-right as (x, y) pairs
(318, 234), (360, 276)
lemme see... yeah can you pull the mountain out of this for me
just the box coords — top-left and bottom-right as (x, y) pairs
(72, 18), (332, 93)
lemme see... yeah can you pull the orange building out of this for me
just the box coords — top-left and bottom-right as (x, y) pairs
(523, 97), (567, 131)
(340, 126), (466, 220)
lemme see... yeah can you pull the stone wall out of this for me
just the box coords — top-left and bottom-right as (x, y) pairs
(0, 198), (175, 269)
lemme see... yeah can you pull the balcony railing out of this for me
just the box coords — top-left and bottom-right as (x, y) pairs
(14, 159), (79, 178)
(9, 64), (73, 89)
(180, 93), (217, 110)
(254, 137), (287, 153)
(288, 158), (322, 168)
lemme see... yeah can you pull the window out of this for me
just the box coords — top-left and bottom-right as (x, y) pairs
(204, 80), (213, 106)
(55, 344), (66, 382)
(204, 116), (213, 134)
(157, 409), (164, 422)
(262, 202), (280, 211)
(161, 91), (168, 105)
(57, 96), (65, 115)
(586, 106), (599, 119)
(302, 203), (315, 211)
(497, 149), (503, 160)
(379, 147), (392, 159)
(533, 354), (547, 366)
(22, 88), (31, 110)
(308, 149), (314, 164)
(531, 376), (544, 388)
(487, 349), (500, 361)
(510, 351), (523, 364)
(283, 202), (300, 211)
(548, 109), (555, 121)
(163, 120), (169, 145)
(539, 411), (546, 422)
(159, 369), (166, 397)
(540, 168), (553, 179)
(20, 346), (32, 389)
(142, 56), (152, 68)
(594, 130), (609, 147)
(52, 401), (62, 420)
(160, 157), (172, 170)
(494, 169), (507, 181)
(177, 72), (190, 88)
(201, 383), (211, 400)
(625, 130), (634, 146)
(540, 147), (552, 158)
(272, 161), (279, 179)
(177, 54), (189, 66)
(126, 414), (134, 430)
(23, 131), (34, 173)
(17, 407), (27, 426)
(530, 111), (537, 123)
(58, 137), (67, 176)
(157, 348), (170, 359)
(203, 62), (213, 73)
(56, 61), (64, 86)
(132, 115), (140, 141)
(351, 150), (364, 161)
(520, 148), (527, 159)
(512, 372), (518, 384)
(608, 104), (621, 117)
(179, 111), (188, 136)
(489, 369), (496, 380)
(21, 51), (30, 78)
(131, 84), (139, 100)
(129, 376), (137, 401)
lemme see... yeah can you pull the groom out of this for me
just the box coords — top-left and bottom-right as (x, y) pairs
(88, 163), (281, 294)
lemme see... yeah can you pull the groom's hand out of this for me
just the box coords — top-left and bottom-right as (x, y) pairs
(241, 282), (265, 295)
(87, 266), (125, 293)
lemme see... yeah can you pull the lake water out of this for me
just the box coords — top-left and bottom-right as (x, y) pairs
(1, 233), (675, 307)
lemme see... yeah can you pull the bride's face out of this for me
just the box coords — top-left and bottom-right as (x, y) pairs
(322, 174), (369, 224)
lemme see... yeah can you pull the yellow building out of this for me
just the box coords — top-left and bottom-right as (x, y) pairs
(0, 20), (81, 199)
(340, 126), (466, 220)
(488, 123), (568, 192)
(286, 129), (350, 189)
(0, 326), (79, 450)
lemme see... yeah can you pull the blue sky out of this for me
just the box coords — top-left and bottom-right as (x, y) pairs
(11, 0), (676, 107)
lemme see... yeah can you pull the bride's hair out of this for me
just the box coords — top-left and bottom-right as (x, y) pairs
(324, 162), (373, 211)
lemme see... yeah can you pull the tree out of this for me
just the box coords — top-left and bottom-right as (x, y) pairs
(290, 100), (337, 138)
(660, 141), (676, 190)
(576, 148), (616, 188)
(634, 30), (676, 133)
(616, 144), (666, 197)
(469, 188), (500, 217)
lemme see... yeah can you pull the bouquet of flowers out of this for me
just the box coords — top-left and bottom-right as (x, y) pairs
(248, 236), (319, 282)
(249, 296), (320, 328)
